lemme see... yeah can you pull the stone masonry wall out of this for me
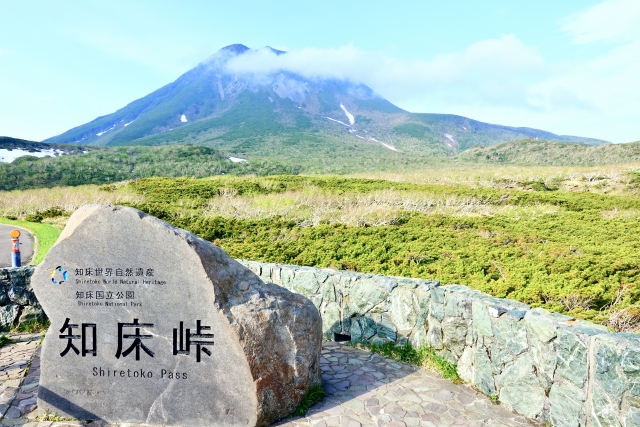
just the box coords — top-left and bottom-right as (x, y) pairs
(238, 260), (640, 427)
(0, 266), (44, 332)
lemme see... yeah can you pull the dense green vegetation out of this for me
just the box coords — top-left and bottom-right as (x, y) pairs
(7, 137), (640, 192)
(0, 145), (297, 191)
(460, 138), (640, 166)
(94, 175), (640, 326)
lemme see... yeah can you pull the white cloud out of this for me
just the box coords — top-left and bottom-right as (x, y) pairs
(226, 35), (546, 108)
(224, 30), (639, 142)
(562, 0), (640, 44)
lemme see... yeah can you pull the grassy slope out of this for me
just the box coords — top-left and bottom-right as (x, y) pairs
(0, 144), (301, 191)
(122, 176), (640, 327)
(6, 137), (640, 192)
(0, 138), (447, 192)
(458, 139), (640, 166)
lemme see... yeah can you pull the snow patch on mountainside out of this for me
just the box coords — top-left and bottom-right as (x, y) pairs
(228, 156), (248, 163)
(340, 104), (355, 125)
(0, 148), (66, 163)
(443, 133), (457, 147)
(96, 124), (116, 136)
(124, 121), (134, 127)
(326, 117), (350, 127)
(380, 142), (398, 152)
(217, 80), (225, 100)
(181, 115), (188, 122)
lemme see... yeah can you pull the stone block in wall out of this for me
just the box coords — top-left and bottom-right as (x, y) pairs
(472, 300), (493, 337)
(292, 270), (322, 296)
(19, 306), (44, 324)
(441, 317), (468, 358)
(259, 263), (274, 283)
(410, 326), (428, 348)
(591, 383), (622, 427)
(1, 266), (40, 332)
(474, 347), (496, 395)
(556, 329), (590, 388)
(351, 316), (377, 343)
(310, 294), (323, 310)
(321, 302), (342, 338)
(427, 318), (443, 350)
(490, 345), (514, 374)
(349, 278), (390, 315)
(595, 337), (628, 406)
(338, 274), (352, 296)
(530, 335), (557, 392)
(430, 302), (444, 322)
(430, 286), (445, 304)
(444, 292), (472, 318)
(496, 353), (546, 419)
(281, 268), (295, 290)
(493, 317), (528, 356)
(272, 266), (281, 284)
(377, 313), (397, 342)
(457, 347), (474, 383)
(621, 347), (640, 397)
(549, 381), (586, 427)
(390, 287), (419, 330)
(627, 407), (640, 427)
(525, 311), (558, 342)
(0, 304), (18, 331)
(414, 292), (431, 329)
(342, 304), (351, 334)
(320, 280), (336, 302)
(3, 266), (38, 307)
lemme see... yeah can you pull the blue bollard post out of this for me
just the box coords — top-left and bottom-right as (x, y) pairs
(10, 229), (21, 268)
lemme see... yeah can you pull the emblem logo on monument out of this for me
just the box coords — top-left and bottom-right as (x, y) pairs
(49, 266), (68, 285)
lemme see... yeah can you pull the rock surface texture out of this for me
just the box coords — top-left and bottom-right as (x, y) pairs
(31, 205), (322, 427)
(0, 266), (44, 332)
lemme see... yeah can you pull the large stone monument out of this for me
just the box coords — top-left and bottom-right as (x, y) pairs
(31, 205), (322, 427)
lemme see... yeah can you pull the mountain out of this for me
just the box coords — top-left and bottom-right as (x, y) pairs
(45, 44), (609, 158)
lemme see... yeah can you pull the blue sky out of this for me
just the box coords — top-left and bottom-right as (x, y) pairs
(1, 0), (639, 143)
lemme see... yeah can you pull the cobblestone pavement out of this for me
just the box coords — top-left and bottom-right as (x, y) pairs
(0, 336), (535, 427)
(0, 333), (47, 427)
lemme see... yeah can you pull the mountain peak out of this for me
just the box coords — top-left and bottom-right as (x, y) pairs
(264, 46), (286, 55)
(218, 44), (250, 55)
